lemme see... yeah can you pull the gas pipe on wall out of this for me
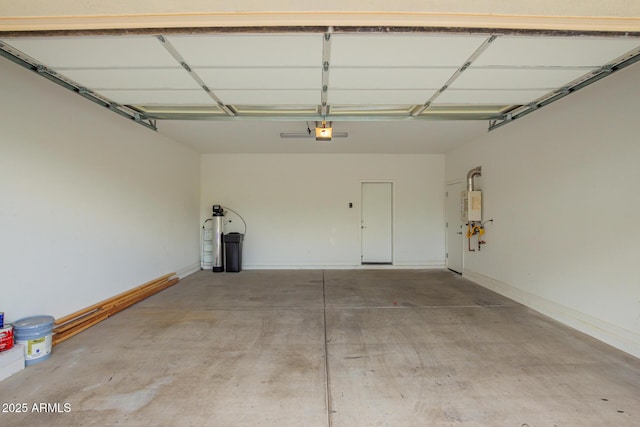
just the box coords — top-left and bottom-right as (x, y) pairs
(462, 166), (493, 251)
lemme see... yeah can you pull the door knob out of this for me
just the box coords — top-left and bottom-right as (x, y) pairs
(456, 232), (462, 235)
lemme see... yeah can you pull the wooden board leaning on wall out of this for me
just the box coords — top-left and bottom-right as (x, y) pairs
(52, 272), (179, 346)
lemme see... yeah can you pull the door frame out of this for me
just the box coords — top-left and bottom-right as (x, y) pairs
(445, 179), (465, 274)
(360, 180), (395, 265)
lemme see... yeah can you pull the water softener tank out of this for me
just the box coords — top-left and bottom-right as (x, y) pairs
(212, 205), (225, 272)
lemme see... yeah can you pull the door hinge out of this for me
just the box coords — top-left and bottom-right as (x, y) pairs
(446, 252), (448, 258)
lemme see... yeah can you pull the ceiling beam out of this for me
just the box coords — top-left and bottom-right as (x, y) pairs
(0, 41), (158, 131)
(411, 34), (497, 117)
(2, 12), (640, 35)
(488, 46), (640, 131)
(320, 29), (332, 118)
(155, 35), (235, 117)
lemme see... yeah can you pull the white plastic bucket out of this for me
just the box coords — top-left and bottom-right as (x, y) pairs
(13, 315), (54, 366)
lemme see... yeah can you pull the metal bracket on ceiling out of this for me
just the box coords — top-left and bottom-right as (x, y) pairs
(409, 102), (430, 116)
(321, 29), (332, 118)
(0, 42), (158, 131)
(598, 64), (614, 74)
(411, 34), (498, 117)
(155, 35), (236, 117)
(488, 47), (640, 132)
(36, 64), (52, 75)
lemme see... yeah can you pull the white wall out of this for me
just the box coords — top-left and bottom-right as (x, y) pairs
(0, 57), (201, 322)
(446, 61), (640, 358)
(202, 154), (444, 268)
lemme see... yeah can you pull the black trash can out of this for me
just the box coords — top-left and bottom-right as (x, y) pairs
(224, 232), (244, 273)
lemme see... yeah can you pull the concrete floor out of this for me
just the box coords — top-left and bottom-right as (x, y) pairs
(1, 269), (639, 426)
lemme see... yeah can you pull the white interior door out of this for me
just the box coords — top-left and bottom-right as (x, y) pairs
(361, 182), (393, 264)
(446, 181), (465, 273)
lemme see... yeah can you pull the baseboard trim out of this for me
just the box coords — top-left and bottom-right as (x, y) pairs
(176, 262), (201, 279)
(242, 261), (445, 270)
(393, 261), (445, 268)
(463, 269), (640, 359)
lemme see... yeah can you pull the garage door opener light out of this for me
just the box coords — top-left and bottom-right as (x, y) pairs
(315, 120), (333, 141)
